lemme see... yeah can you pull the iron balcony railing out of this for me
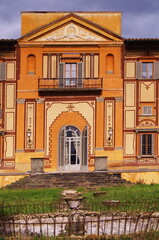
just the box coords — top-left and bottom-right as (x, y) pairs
(38, 78), (103, 91)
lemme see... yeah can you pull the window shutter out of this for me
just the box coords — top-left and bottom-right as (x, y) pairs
(0, 62), (6, 80)
(58, 127), (65, 169)
(58, 63), (64, 88)
(136, 62), (142, 79)
(152, 134), (154, 155)
(82, 125), (88, 167)
(77, 62), (83, 87)
(140, 134), (143, 155)
(154, 61), (159, 79)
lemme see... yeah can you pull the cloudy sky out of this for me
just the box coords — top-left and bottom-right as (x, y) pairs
(1, 0), (159, 39)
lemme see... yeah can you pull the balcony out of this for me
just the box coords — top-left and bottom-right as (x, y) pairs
(38, 78), (103, 92)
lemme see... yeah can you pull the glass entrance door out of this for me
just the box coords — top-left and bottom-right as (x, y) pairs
(59, 125), (81, 171)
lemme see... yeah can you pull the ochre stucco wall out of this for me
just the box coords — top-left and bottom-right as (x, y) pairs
(122, 172), (159, 184)
(21, 12), (122, 36)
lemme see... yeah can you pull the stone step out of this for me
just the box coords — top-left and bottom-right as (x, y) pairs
(5, 171), (132, 189)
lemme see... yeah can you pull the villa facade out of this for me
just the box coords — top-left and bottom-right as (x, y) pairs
(1, 12), (159, 183)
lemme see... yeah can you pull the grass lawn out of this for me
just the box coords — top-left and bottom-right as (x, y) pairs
(1, 184), (159, 214)
(80, 184), (159, 212)
(82, 184), (159, 202)
(1, 184), (159, 203)
(0, 187), (62, 202)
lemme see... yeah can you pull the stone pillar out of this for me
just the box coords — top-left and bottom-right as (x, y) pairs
(95, 156), (107, 171)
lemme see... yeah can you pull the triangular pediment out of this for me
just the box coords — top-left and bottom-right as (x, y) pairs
(19, 13), (123, 43)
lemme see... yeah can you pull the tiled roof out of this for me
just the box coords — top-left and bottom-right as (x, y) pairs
(0, 39), (17, 41)
(126, 38), (159, 41)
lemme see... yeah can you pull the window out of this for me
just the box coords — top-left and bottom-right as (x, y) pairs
(59, 62), (83, 88)
(142, 106), (152, 115)
(65, 63), (77, 85)
(140, 134), (154, 156)
(136, 61), (159, 79)
(142, 62), (152, 79)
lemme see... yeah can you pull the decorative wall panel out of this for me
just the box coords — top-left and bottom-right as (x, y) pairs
(43, 55), (48, 78)
(125, 62), (135, 78)
(51, 55), (56, 78)
(124, 82), (136, 129)
(140, 82), (155, 102)
(4, 135), (15, 158)
(125, 83), (135, 107)
(25, 102), (36, 150)
(86, 55), (91, 78)
(125, 110), (135, 128)
(6, 62), (15, 80)
(6, 112), (14, 131)
(5, 84), (16, 132)
(124, 133), (135, 155)
(94, 55), (99, 77)
(6, 84), (15, 109)
(104, 100), (114, 147)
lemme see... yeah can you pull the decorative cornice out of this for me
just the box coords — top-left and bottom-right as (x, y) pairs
(115, 97), (123, 102)
(115, 146), (123, 150)
(16, 149), (25, 152)
(135, 128), (159, 133)
(95, 147), (104, 151)
(96, 97), (104, 103)
(36, 98), (45, 104)
(17, 99), (25, 104)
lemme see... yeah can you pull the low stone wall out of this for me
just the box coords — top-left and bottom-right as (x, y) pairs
(121, 171), (159, 184)
(0, 174), (27, 188)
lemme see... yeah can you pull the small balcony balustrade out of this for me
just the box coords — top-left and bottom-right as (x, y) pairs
(38, 78), (103, 92)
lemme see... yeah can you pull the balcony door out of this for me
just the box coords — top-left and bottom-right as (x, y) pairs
(65, 63), (77, 86)
(59, 62), (83, 88)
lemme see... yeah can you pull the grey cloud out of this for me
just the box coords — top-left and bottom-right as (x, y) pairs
(0, 0), (159, 38)
(123, 12), (159, 38)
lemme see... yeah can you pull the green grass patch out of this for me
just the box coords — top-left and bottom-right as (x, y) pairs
(83, 184), (159, 201)
(1, 184), (159, 215)
(0, 188), (63, 216)
(83, 184), (159, 212)
(0, 187), (62, 202)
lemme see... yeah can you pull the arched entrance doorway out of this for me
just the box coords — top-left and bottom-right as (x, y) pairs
(58, 125), (88, 172)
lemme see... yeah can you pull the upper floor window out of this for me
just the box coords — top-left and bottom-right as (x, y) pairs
(59, 62), (83, 87)
(142, 62), (153, 79)
(136, 61), (159, 79)
(65, 63), (77, 86)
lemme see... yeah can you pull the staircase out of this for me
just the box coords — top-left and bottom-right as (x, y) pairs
(5, 172), (132, 189)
